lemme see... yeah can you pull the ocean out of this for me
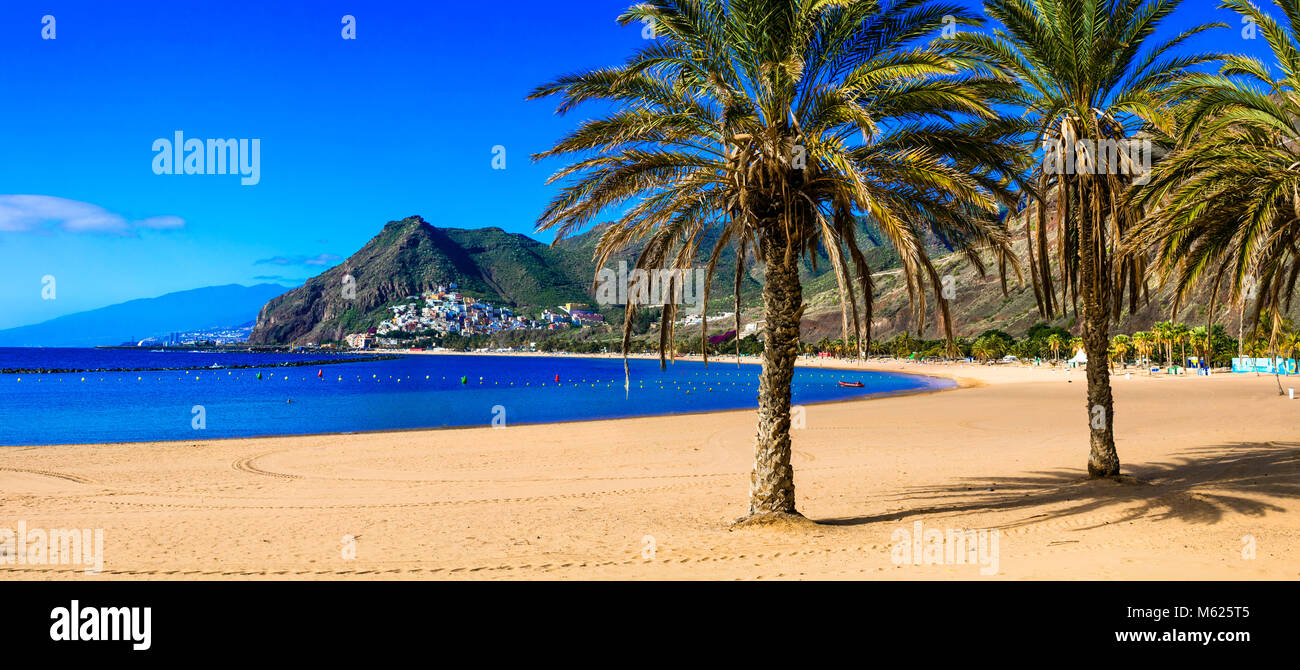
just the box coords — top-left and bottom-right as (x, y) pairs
(0, 348), (953, 445)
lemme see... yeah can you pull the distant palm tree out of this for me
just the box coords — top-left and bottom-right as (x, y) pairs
(1191, 325), (1210, 367)
(1280, 329), (1300, 375)
(530, 0), (1020, 523)
(1264, 313), (1296, 391)
(1046, 333), (1064, 364)
(1131, 331), (1153, 370)
(1111, 334), (1131, 369)
(956, 0), (1224, 478)
(1171, 322), (1191, 370)
(972, 335), (1006, 362)
(1152, 321), (1174, 367)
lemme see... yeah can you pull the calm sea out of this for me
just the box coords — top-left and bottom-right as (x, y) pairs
(0, 348), (953, 445)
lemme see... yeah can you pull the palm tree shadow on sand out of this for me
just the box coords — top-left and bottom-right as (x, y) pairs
(818, 442), (1300, 529)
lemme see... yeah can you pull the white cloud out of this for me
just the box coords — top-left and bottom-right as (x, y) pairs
(0, 195), (185, 234)
(133, 215), (186, 230)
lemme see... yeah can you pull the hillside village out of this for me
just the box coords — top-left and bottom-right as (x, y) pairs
(344, 285), (606, 349)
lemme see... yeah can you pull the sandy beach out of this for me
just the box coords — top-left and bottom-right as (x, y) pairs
(1, 357), (1297, 580)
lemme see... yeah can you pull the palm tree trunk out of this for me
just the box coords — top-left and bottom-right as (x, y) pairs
(734, 251), (744, 366)
(1077, 189), (1120, 479)
(1238, 302), (1245, 361)
(742, 236), (804, 522)
(1270, 325), (1284, 395)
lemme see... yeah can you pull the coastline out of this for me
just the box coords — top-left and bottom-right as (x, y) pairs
(1, 356), (1296, 580)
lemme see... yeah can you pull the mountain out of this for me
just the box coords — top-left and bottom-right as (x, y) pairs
(548, 215), (955, 310)
(248, 214), (961, 345)
(0, 284), (287, 347)
(798, 222), (1300, 343)
(249, 216), (594, 344)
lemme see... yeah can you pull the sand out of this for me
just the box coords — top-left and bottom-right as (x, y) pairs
(1, 357), (1297, 580)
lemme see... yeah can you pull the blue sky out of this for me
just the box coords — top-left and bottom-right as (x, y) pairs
(0, 0), (1270, 329)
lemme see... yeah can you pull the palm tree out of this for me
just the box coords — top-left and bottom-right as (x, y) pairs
(1130, 0), (1300, 392)
(1263, 313), (1296, 390)
(1069, 336), (1084, 361)
(1046, 332), (1064, 364)
(1011, 339), (1037, 361)
(1152, 321), (1174, 367)
(1191, 325), (1210, 367)
(972, 334), (1007, 362)
(1111, 334), (1131, 369)
(1131, 330), (1153, 370)
(956, 0), (1224, 478)
(530, 0), (1020, 523)
(1280, 329), (1300, 375)
(1247, 334), (1270, 358)
(1171, 322), (1190, 370)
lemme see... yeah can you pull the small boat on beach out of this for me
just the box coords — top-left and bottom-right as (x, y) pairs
(837, 381), (864, 388)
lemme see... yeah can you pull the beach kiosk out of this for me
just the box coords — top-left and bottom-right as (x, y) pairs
(1067, 349), (1087, 368)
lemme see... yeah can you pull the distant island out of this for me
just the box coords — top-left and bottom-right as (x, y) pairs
(0, 284), (287, 348)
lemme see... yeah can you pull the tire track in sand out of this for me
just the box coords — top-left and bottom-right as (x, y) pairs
(0, 467), (97, 486)
(232, 452), (301, 481)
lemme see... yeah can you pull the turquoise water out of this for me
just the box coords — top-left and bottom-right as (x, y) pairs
(0, 349), (952, 445)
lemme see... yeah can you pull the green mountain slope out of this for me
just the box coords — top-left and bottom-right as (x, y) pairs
(550, 216), (951, 313)
(249, 216), (592, 344)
